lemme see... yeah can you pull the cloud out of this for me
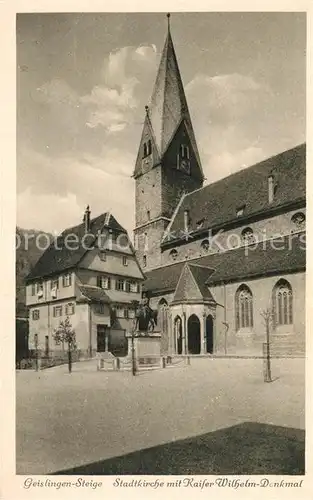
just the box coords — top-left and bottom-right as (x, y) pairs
(17, 189), (82, 235)
(186, 72), (273, 182)
(17, 146), (135, 235)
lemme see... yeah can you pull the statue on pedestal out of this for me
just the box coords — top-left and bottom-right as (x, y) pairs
(134, 293), (158, 334)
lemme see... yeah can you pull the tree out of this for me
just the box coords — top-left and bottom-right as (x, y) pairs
(260, 308), (273, 383)
(53, 316), (76, 373)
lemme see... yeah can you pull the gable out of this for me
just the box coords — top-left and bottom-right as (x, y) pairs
(162, 119), (203, 181)
(133, 114), (160, 178)
(173, 264), (204, 303)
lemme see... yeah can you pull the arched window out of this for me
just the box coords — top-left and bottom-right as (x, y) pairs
(235, 284), (253, 329)
(291, 212), (305, 231)
(169, 249), (178, 261)
(200, 239), (210, 252)
(241, 227), (255, 245)
(272, 279), (293, 326)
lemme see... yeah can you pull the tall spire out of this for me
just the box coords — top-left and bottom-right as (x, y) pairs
(147, 14), (202, 173)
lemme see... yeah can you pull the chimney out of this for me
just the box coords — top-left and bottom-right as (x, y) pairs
(83, 205), (91, 233)
(268, 176), (274, 204)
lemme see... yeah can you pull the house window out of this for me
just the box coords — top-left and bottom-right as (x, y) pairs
(51, 278), (59, 290)
(37, 282), (44, 297)
(115, 305), (124, 318)
(65, 303), (75, 315)
(122, 256), (128, 266)
(291, 212), (305, 231)
(200, 239), (210, 252)
(31, 283), (36, 296)
(235, 285), (253, 329)
(95, 302), (105, 315)
(147, 210), (151, 220)
(62, 274), (72, 287)
(143, 255), (147, 267)
(53, 306), (62, 317)
(169, 249), (178, 261)
(32, 309), (40, 321)
(272, 279), (293, 326)
(130, 281), (139, 293)
(99, 251), (107, 261)
(97, 275), (111, 290)
(124, 308), (129, 319)
(241, 227), (255, 245)
(116, 279), (125, 291)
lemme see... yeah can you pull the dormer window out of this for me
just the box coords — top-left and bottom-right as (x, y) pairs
(236, 205), (246, 217)
(169, 249), (178, 261)
(268, 175), (278, 204)
(201, 239), (210, 252)
(241, 227), (255, 245)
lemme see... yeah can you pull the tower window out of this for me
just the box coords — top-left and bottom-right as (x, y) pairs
(143, 255), (147, 267)
(180, 144), (189, 159)
(143, 139), (152, 158)
(147, 210), (150, 220)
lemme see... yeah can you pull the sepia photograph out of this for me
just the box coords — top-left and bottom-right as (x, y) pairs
(15, 11), (305, 477)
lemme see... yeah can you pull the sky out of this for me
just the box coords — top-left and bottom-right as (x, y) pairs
(16, 12), (306, 237)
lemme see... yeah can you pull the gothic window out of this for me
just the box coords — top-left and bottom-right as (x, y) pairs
(272, 279), (293, 326)
(241, 227), (255, 245)
(235, 285), (253, 330)
(177, 144), (191, 173)
(169, 249), (178, 261)
(200, 239), (210, 252)
(291, 212), (305, 231)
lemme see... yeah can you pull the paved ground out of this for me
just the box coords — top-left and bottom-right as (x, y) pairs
(16, 358), (305, 475)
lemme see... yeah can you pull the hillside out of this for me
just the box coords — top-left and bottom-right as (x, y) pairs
(16, 227), (53, 318)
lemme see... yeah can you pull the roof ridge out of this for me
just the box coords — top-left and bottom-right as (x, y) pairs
(183, 142), (306, 201)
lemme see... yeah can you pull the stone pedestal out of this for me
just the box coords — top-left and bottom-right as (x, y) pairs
(126, 331), (162, 367)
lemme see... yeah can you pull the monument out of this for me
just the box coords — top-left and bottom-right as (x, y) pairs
(127, 293), (162, 368)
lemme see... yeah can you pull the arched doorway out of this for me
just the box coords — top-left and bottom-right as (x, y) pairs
(174, 316), (183, 354)
(206, 315), (214, 354)
(187, 314), (201, 354)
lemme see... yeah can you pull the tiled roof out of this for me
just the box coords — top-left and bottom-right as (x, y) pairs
(26, 213), (127, 281)
(144, 232), (305, 294)
(164, 143), (305, 243)
(172, 263), (215, 304)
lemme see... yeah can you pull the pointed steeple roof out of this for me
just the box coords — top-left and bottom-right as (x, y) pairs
(148, 14), (203, 171)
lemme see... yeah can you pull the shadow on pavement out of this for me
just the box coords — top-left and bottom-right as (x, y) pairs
(55, 422), (305, 475)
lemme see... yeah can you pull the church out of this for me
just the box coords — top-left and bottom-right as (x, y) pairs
(133, 15), (306, 357)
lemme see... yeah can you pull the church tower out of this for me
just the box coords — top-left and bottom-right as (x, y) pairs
(133, 14), (204, 270)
